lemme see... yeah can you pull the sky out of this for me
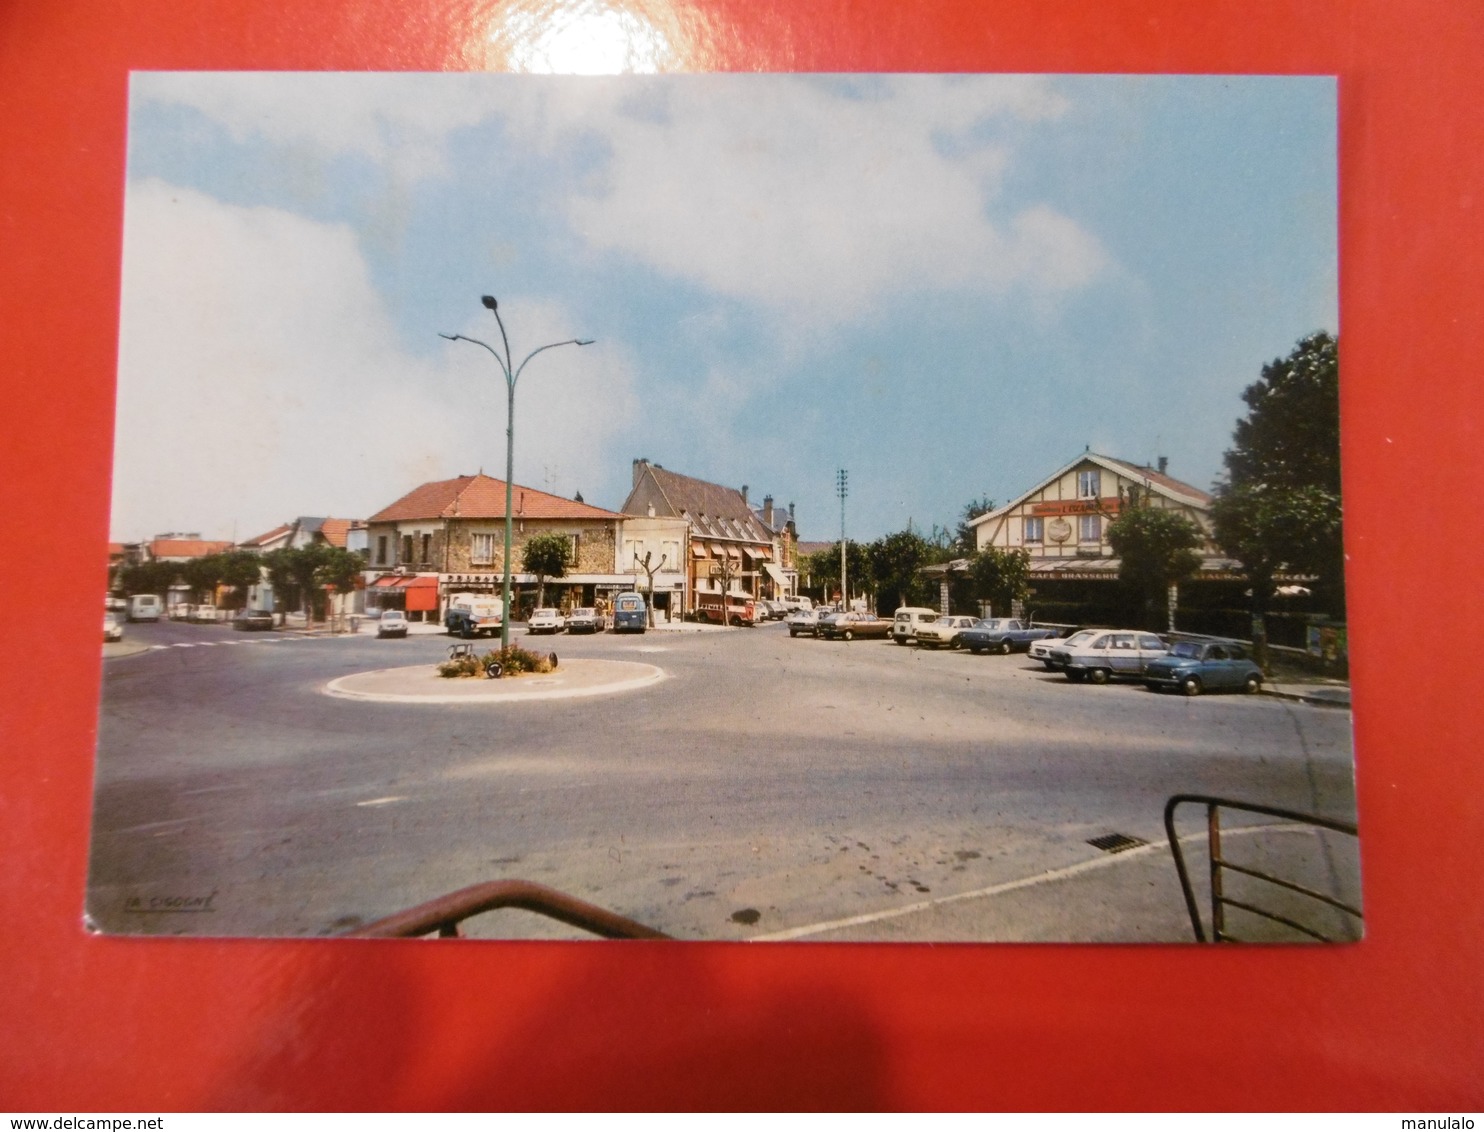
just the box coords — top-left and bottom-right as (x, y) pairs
(111, 72), (1337, 544)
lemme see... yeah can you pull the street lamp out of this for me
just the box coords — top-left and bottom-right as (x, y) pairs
(441, 295), (594, 650)
(836, 468), (849, 611)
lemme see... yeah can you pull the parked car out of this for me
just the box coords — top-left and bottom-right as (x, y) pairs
(233, 608), (274, 631)
(959, 618), (1063, 655)
(779, 595), (815, 612)
(1051, 630), (1168, 684)
(169, 603), (195, 621)
(527, 608), (566, 635)
(565, 607), (607, 633)
(1029, 628), (1096, 669)
(913, 615), (982, 649)
(785, 608), (822, 637)
(190, 605), (221, 623)
(818, 611), (893, 641)
(814, 610), (849, 638)
(377, 610), (409, 638)
(103, 611), (124, 642)
(759, 599), (791, 621)
(891, 607), (940, 646)
(1144, 640), (1263, 696)
(612, 592), (647, 633)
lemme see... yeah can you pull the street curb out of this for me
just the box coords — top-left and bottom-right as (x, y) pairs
(323, 659), (666, 704)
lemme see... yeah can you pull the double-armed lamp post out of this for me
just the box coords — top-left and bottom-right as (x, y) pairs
(441, 295), (593, 650)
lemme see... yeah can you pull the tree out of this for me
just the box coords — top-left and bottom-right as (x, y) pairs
(632, 549), (667, 628)
(1211, 331), (1344, 668)
(522, 533), (572, 608)
(218, 550), (266, 610)
(806, 541), (872, 607)
(119, 560), (179, 599)
(1106, 507), (1204, 631)
(867, 529), (934, 611)
(955, 496), (996, 553)
(181, 554), (225, 605)
(968, 547), (1031, 617)
(262, 548), (299, 623)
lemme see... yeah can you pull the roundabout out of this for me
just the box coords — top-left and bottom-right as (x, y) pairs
(323, 657), (666, 704)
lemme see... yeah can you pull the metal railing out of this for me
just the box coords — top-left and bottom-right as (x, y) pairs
(346, 879), (672, 940)
(1164, 794), (1361, 943)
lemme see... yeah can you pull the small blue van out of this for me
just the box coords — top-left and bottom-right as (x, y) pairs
(612, 591), (647, 633)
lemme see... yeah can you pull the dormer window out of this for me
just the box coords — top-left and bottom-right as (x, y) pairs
(1077, 469), (1101, 499)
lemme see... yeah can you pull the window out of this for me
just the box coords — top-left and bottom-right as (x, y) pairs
(1139, 635), (1165, 651)
(376, 536), (388, 566)
(1078, 514), (1101, 543)
(471, 533), (495, 565)
(400, 535), (413, 564)
(1024, 516), (1044, 544)
(1077, 469), (1101, 498)
(420, 534), (432, 565)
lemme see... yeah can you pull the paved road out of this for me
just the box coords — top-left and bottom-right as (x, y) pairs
(88, 618), (1359, 942)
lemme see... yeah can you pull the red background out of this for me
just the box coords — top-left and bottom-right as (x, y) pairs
(3, 0), (1480, 1111)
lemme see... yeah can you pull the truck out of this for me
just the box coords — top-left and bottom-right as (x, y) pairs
(695, 594), (757, 626)
(444, 592), (505, 638)
(127, 593), (163, 622)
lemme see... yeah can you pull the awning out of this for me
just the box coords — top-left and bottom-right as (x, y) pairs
(743, 546), (767, 559)
(763, 562), (788, 587)
(707, 542), (725, 556)
(370, 576), (403, 588)
(691, 545), (706, 558)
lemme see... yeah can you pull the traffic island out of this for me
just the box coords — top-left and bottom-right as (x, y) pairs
(323, 658), (666, 704)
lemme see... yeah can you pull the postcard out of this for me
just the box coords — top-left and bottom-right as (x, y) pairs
(91, 73), (1356, 942)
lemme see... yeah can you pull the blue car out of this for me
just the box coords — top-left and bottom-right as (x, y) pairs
(1144, 640), (1263, 696)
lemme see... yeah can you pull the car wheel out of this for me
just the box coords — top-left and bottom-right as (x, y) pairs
(1066, 670), (1086, 683)
(843, 629), (854, 641)
(789, 629), (798, 637)
(460, 625), (472, 639)
(1244, 673), (1262, 694)
(895, 637), (908, 646)
(998, 640), (1013, 655)
(1181, 675), (1203, 696)
(1087, 668), (1110, 685)
(1042, 660), (1056, 671)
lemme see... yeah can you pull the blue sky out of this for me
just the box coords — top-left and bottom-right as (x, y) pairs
(112, 73), (1336, 543)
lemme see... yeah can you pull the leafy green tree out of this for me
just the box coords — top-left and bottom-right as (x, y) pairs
(955, 496), (997, 553)
(120, 560), (179, 599)
(181, 554), (226, 604)
(968, 547), (1031, 617)
(806, 541), (872, 607)
(1211, 331), (1344, 668)
(867, 529), (934, 611)
(218, 549), (265, 610)
(1106, 507), (1204, 630)
(262, 548), (299, 622)
(522, 533), (572, 608)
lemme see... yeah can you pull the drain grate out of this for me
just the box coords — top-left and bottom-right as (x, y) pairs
(1087, 833), (1148, 854)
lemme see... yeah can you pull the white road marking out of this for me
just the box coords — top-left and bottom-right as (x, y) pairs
(751, 824), (1319, 942)
(356, 796), (406, 807)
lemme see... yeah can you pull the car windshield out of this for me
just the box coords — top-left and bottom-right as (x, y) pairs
(1063, 630), (1099, 647)
(572, 609), (594, 617)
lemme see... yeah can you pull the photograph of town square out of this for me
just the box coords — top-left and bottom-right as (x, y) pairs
(92, 73), (1356, 941)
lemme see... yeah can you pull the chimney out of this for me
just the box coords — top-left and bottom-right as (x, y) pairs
(632, 458), (648, 487)
(1157, 456), (1168, 475)
(741, 484), (749, 506)
(763, 495), (774, 528)
(788, 502), (796, 524)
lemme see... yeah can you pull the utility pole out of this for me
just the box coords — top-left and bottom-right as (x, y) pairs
(836, 468), (848, 611)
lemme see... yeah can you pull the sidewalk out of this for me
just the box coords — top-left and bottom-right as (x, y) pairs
(1263, 680), (1351, 707)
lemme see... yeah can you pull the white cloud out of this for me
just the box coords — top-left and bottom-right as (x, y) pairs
(135, 74), (1107, 320)
(113, 180), (633, 540)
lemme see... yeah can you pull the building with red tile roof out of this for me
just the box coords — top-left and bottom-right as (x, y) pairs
(363, 473), (639, 621)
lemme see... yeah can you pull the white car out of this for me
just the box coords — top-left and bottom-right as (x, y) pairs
(377, 610), (409, 638)
(527, 608), (566, 635)
(1030, 629), (1099, 669)
(103, 611), (124, 642)
(891, 607), (940, 646)
(1051, 630), (1169, 684)
(785, 608), (822, 637)
(913, 615), (981, 649)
